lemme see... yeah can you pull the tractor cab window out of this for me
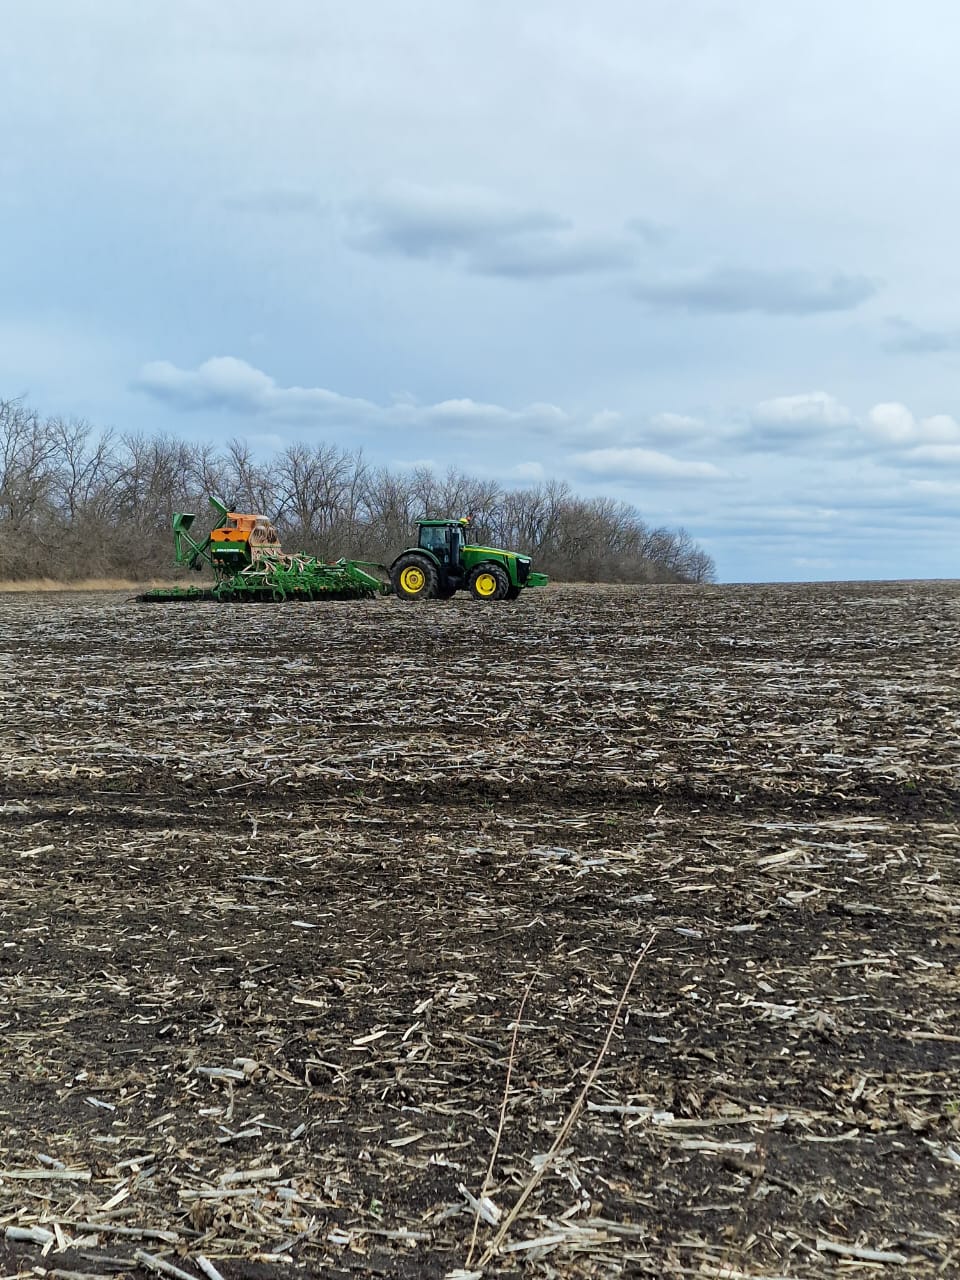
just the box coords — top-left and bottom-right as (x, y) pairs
(418, 525), (450, 556)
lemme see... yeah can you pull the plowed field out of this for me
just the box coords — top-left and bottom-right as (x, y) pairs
(1, 582), (958, 1279)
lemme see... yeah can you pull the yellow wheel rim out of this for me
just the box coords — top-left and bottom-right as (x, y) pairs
(475, 572), (497, 597)
(400, 566), (425, 593)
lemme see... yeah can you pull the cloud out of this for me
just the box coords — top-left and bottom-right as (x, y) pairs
(648, 411), (706, 439)
(420, 396), (567, 431)
(586, 409), (624, 434)
(511, 461), (546, 482)
(633, 267), (877, 315)
(625, 216), (667, 244)
(908, 478), (960, 497)
(571, 446), (728, 482)
(865, 401), (915, 443)
(883, 317), (960, 354)
(135, 356), (568, 436)
(752, 392), (857, 435)
(902, 444), (960, 466)
(561, 408), (712, 452)
(135, 357), (376, 419)
(343, 187), (878, 316)
(344, 184), (641, 279)
(866, 402), (960, 445)
(346, 185), (562, 257)
(470, 234), (637, 279)
(744, 392), (960, 455)
(651, 411), (703, 433)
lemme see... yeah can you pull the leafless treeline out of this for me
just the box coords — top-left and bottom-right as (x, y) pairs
(0, 399), (716, 583)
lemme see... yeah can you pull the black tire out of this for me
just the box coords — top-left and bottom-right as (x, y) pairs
(391, 554), (439, 600)
(505, 585), (521, 601)
(469, 563), (509, 601)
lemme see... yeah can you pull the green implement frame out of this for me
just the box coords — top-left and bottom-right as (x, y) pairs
(138, 497), (391, 602)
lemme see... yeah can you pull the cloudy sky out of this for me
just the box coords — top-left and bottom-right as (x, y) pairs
(3, 0), (959, 581)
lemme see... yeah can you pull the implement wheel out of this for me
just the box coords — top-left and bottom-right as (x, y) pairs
(392, 554), (438, 601)
(469, 564), (509, 601)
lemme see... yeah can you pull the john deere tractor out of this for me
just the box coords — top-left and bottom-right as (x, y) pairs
(390, 518), (548, 602)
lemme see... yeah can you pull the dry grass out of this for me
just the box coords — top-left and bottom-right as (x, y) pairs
(0, 577), (177, 593)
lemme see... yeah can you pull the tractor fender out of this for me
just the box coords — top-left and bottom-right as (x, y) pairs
(388, 547), (441, 572)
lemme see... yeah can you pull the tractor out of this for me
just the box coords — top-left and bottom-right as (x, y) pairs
(389, 517), (548, 601)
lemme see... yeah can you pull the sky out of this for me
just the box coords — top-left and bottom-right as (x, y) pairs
(2, 0), (960, 582)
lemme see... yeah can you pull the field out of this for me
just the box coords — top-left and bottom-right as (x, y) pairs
(0, 581), (958, 1280)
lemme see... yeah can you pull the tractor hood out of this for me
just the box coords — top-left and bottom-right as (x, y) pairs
(464, 544), (528, 559)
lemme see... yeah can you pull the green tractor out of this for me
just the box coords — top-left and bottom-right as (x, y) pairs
(390, 517), (549, 602)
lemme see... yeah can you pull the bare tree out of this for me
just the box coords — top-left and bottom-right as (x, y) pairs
(184, 440), (228, 505)
(0, 396), (717, 584)
(222, 438), (278, 516)
(0, 400), (59, 529)
(47, 417), (115, 523)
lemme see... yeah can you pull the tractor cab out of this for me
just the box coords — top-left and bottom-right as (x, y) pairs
(416, 518), (469, 570)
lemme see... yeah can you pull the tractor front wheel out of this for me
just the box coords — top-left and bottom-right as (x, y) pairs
(392, 555), (439, 600)
(469, 564), (509, 601)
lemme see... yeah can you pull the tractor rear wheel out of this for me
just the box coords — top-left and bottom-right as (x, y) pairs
(392, 554), (439, 600)
(469, 564), (509, 601)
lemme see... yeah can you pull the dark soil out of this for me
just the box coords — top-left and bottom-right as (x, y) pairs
(0, 581), (958, 1278)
